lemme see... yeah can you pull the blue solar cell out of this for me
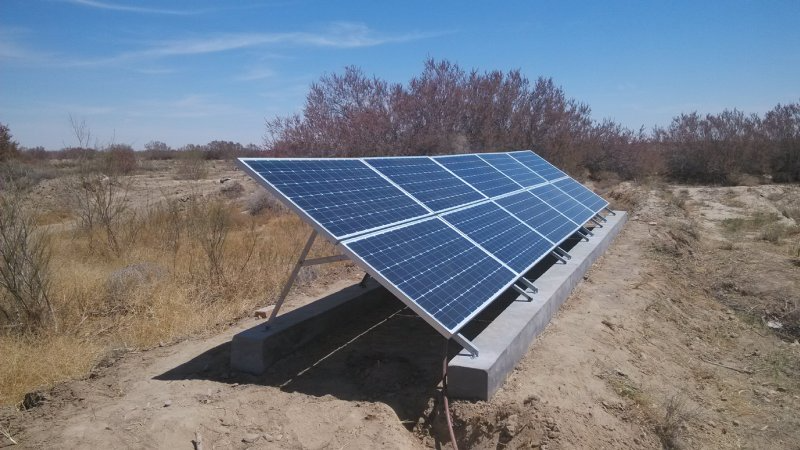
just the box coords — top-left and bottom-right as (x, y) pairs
(479, 153), (547, 187)
(553, 178), (608, 213)
(433, 155), (521, 197)
(241, 159), (428, 239)
(345, 218), (517, 332)
(443, 202), (553, 273)
(530, 184), (595, 226)
(366, 157), (485, 211)
(495, 192), (578, 244)
(510, 151), (566, 181)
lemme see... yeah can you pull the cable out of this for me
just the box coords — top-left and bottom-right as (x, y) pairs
(442, 339), (459, 450)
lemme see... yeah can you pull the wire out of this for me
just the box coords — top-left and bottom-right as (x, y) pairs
(442, 339), (459, 450)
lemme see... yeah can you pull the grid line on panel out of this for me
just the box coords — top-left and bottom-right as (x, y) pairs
(552, 178), (608, 213)
(344, 218), (517, 332)
(443, 202), (554, 274)
(495, 191), (579, 245)
(510, 150), (566, 181)
(433, 154), (522, 197)
(478, 152), (547, 187)
(529, 184), (595, 227)
(365, 157), (485, 212)
(242, 159), (428, 239)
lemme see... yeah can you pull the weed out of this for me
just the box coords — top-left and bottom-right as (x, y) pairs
(759, 223), (787, 243)
(654, 394), (696, 450)
(781, 207), (800, 222)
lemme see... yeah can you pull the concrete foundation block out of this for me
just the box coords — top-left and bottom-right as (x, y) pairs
(230, 279), (383, 374)
(447, 211), (628, 400)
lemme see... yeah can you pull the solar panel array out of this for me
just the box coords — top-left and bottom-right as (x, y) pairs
(239, 150), (609, 340)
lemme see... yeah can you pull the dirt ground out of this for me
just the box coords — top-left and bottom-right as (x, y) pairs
(2, 181), (799, 449)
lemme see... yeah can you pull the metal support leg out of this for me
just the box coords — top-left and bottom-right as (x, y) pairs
(551, 250), (568, 264)
(576, 229), (590, 241)
(590, 217), (604, 228)
(604, 207), (616, 216)
(267, 230), (318, 325)
(359, 273), (371, 288)
(596, 213), (608, 223)
(519, 277), (538, 294)
(513, 284), (534, 300)
(580, 226), (594, 237)
(452, 333), (479, 358)
(555, 246), (572, 259)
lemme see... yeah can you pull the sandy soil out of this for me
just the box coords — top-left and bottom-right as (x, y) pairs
(2, 182), (799, 449)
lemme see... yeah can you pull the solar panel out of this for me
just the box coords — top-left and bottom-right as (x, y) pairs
(510, 151), (566, 181)
(530, 184), (595, 226)
(494, 191), (579, 244)
(478, 153), (547, 187)
(343, 218), (517, 333)
(239, 159), (429, 239)
(442, 202), (553, 274)
(238, 151), (613, 352)
(553, 178), (608, 213)
(433, 155), (521, 197)
(366, 157), (485, 211)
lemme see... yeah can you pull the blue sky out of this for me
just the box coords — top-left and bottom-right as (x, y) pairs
(1, 0), (799, 149)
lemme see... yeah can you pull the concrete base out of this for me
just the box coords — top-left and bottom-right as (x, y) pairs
(447, 211), (628, 400)
(230, 279), (383, 374)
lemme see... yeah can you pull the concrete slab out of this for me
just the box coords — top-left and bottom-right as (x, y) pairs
(447, 211), (628, 400)
(230, 279), (383, 374)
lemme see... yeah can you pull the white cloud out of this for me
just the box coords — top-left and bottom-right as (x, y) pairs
(65, 0), (206, 15)
(235, 67), (276, 81)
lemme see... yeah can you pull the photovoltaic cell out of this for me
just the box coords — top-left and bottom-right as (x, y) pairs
(345, 219), (517, 332)
(443, 202), (553, 274)
(433, 155), (521, 197)
(530, 184), (595, 226)
(240, 159), (428, 239)
(495, 192), (578, 244)
(366, 157), (485, 211)
(553, 178), (608, 213)
(479, 153), (547, 187)
(510, 151), (566, 181)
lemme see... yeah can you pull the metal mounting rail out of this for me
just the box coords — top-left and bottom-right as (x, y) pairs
(266, 229), (357, 326)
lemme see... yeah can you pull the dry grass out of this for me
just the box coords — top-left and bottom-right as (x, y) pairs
(0, 334), (102, 406)
(0, 170), (343, 406)
(720, 211), (782, 234)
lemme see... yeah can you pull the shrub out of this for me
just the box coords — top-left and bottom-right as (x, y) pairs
(103, 144), (136, 175)
(175, 150), (207, 180)
(0, 194), (55, 333)
(0, 123), (20, 162)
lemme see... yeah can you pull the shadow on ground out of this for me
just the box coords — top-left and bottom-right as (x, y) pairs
(156, 235), (585, 425)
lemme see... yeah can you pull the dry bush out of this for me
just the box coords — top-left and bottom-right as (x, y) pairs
(246, 190), (286, 215)
(653, 394), (696, 450)
(187, 199), (230, 284)
(175, 151), (207, 180)
(68, 175), (130, 255)
(103, 144), (137, 175)
(219, 180), (245, 199)
(0, 194), (55, 334)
